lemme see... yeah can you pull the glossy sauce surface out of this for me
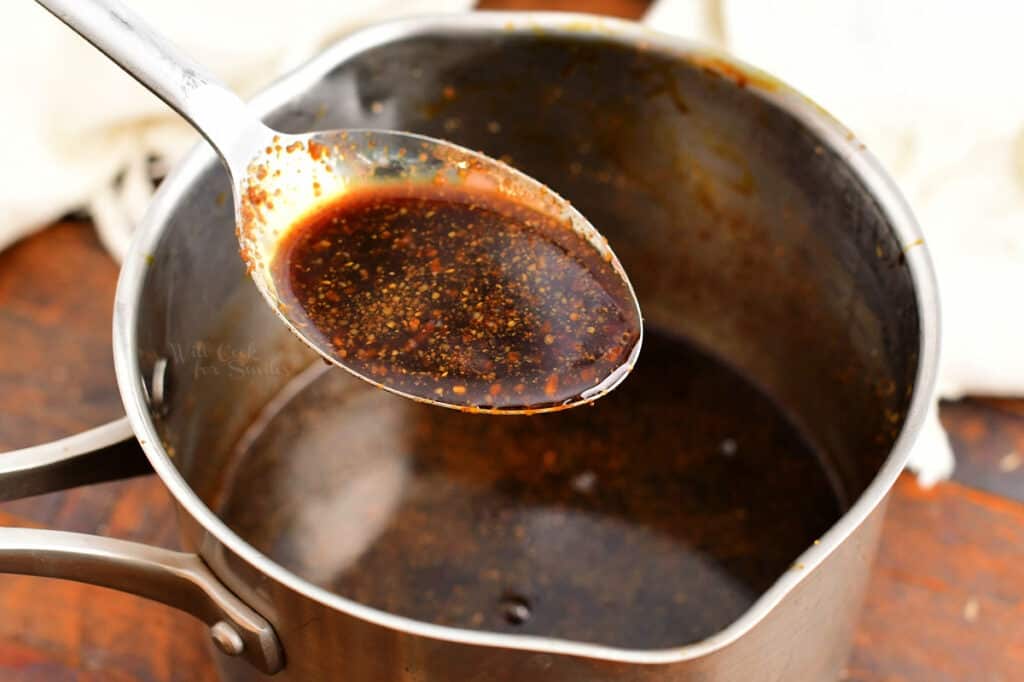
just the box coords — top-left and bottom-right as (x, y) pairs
(272, 184), (641, 411)
(219, 329), (842, 648)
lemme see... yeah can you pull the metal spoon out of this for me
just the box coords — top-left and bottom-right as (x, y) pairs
(36, 0), (643, 413)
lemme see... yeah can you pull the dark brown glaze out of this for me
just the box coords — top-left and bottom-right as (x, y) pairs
(271, 183), (641, 411)
(219, 329), (842, 648)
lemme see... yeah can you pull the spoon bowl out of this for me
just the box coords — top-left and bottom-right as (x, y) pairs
(239, 129), (643, 412)
(37, 0), (642, 413)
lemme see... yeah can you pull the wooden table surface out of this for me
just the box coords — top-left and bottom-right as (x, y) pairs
(2, 3), (1023, 680)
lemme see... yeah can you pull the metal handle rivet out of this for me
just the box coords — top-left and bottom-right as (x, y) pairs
(150, 357), (169, 407)
(211, 620), (245, 656)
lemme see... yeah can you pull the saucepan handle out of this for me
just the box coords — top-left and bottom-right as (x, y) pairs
(0, 420), (284, 675)
(0, 418), (149, 501)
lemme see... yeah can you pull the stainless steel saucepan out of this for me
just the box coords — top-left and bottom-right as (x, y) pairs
(0, 13), (938, 681)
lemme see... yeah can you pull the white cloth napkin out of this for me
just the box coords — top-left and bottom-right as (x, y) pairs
(645, 0), (1024, 485)
(3, 1), (1020, 485)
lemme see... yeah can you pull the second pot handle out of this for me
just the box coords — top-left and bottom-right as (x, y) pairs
(0, 420), (284, 674)
(0, 418), (150, 502)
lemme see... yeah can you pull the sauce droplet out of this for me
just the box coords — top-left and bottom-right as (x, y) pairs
(272, 183), (640, 411)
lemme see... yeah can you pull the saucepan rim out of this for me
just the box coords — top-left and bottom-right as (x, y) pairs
(112, 11), (940, 664)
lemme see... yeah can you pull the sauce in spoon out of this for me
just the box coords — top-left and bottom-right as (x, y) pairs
(272, 182), (642, 412)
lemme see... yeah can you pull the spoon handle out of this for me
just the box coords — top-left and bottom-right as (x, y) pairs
(35, 0), (273, 175)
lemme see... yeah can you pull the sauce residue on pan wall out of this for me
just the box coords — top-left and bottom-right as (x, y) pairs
(271, 183), (641, 411)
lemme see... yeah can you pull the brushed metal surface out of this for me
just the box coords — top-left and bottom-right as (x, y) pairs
(118, 14), (935, 680)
